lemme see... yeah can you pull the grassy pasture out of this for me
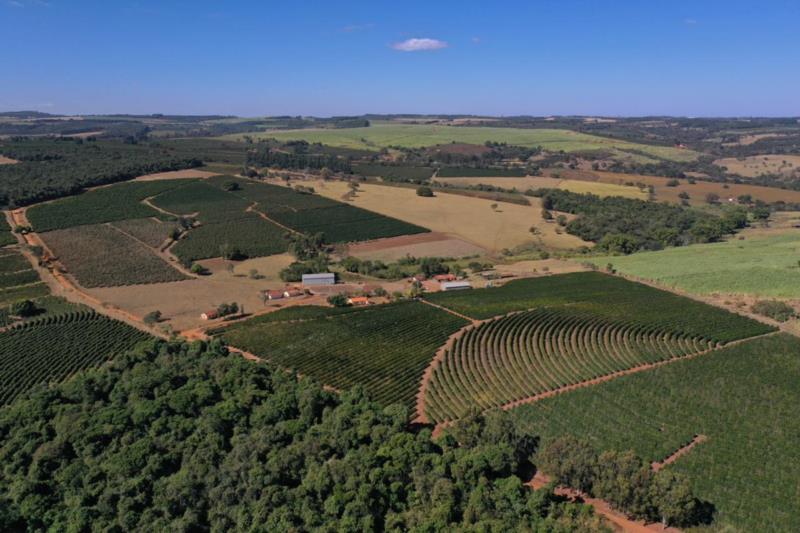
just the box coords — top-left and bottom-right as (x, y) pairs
(425, 272), (773, 343)
(591, 232), (800, 298)
(217, 301), (468, 410)
(509, 333), (800, 532)
(221, 122), (700, 162)
(27, 180), (192, 232)
(42, 224), (189, 287)
(434, 176), (648, 200)
(714, 154), (800, 178)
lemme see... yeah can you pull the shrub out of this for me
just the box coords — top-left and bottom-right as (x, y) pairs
(9, 299), (37, 318)
(327, 293), (349, 307)
(751, 300), (795, 322)
(143, 310), (162, 325)
(416, 186), (435, 197)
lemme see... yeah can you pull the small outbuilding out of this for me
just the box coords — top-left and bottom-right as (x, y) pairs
(201, 309), (219, 320)
(266, 290), (285, 300)
(434, 273), (457, 282)
(302, 273), (336, 286)
(284, 289), (305, 298)
(348, 296), (370, 306)
(440, 280), (472, 292)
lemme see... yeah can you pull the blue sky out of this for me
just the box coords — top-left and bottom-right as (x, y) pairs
(2, 0), (798, 116)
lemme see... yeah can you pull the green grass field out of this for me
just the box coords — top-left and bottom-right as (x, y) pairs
(221, 122), (699, 162)
(509, 333), (800, 532)
(591, 232), (800, 298)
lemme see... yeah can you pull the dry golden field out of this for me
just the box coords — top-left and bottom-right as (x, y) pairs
(134, 169), (220, 181)
(434, 176), (648, 200)
(345, 232), (487, 261)
(714, 155), (800, 178)
(306, 180), (588, 251)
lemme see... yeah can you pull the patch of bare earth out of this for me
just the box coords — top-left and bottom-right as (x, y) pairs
(344, 232), (487, 261)
(134, 169), (221, 181)
(0, 155), (19, 164)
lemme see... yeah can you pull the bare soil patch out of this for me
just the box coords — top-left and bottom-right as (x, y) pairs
(0, 155), (18, 164)
(494, 259), (590, 277)
(134, 169), (221, 181)
(345, 232), (487, 261)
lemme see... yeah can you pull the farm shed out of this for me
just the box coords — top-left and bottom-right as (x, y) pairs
(266, 290), (284, 300)
(434, 274), (457, 282)
(302, 273), (336, 286)
(284, 289), (304, 298)
(201, 309), (219, 320)
(440, 280), (472, 291)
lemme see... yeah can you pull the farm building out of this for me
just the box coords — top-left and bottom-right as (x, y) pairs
(284, 289), (304, 298)
(440, 280), (472, 291)
(201, 309), (219, 320)
(434, 273), (457, 282)
(302, 273), (336, 286)
(266, 290), (284, 300)
(412, 274), (427, 282)
(348, 296), (370, 306)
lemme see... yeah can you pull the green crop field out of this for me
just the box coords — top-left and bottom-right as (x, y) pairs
(426, 272), (773, 343)
(436, 167), (527, 178)
(0, 283), (49, 308)
(171, 216), (288, 264)
(217, 302), (468, 410)
(42, 224), (189, 287)
(0, 216), (15, 246)
(508, 333), (799, 532)
(27, 180), (192, 232)
(150, 180), (253, 223)
(424, 306), (715, 422)
(352, 163), (435, 181)
(591, 232), (800, 298)
(221, 122), (699, 162)
(0, 310), (151, 404)
(110, 217), (176, 248)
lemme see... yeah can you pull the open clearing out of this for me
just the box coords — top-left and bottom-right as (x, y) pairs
(557, 169), (800, 206)
(308, 180), (587, 252)
(509, 333), (800, 532)
(714, 154), (800, 178)
(344, 232), (487, 261)
(133, 168), (220, 181)
(434, 175), (648, 200)
(0, 155), (18, 164)
(591, 231), (800, 298)
(221, 121), (699, 162)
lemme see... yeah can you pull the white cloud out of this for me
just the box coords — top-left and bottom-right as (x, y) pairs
(684, 18), (697, 25)
(391, 38), (448, 52)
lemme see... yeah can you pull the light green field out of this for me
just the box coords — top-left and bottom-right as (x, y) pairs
(591, 232), (800, 298)
(220, 121), (698, 162)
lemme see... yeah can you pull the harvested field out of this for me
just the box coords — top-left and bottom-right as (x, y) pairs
(134, 168), (220, 181)
(434, 176), (648, 200)
(714, 154), (800, 178)
(345, 232), (487, 261)
(309, 180), (587, 251)
(41, 224), (189, 288)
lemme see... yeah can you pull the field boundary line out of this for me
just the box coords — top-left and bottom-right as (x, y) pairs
(418, 298), (478, 323)
(105, 222), (197, 278)
(245, 202), (300, 235)
(652, 434), (708, 472)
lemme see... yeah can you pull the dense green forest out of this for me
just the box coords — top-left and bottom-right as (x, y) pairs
(535, 189), (748, 253)
(0, 138), (201, 207)
(0, 339), (607, 532)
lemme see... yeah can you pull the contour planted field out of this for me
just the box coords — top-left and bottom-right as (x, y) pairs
(426, 272), (773, 343)
(424, 307), (714, 422)
(27, 179), (192, 232)
(110, 217), (175, 248)
(508, 333), (800, 532)
(0, 310), (151, 404)
(217, 302), (468, 409)
(42, 224), (189, 287)
(150, 180), (253, 223)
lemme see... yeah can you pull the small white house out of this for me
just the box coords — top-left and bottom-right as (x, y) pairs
(440, 280), (472, 291)
(302, 273), (336, 286)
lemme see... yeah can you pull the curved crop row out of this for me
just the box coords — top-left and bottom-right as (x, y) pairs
(424, 307), (714, 423)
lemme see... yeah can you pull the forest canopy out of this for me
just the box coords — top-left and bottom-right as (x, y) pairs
(0, 339), (605, 532)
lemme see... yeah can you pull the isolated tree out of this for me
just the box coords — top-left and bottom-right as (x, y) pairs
(705, 192), (720, 205)
(143, 310), (162, 325)
(650, 470), (697, 527)
(327, 293), (349, 307)
(416, 186), (435, 197)
(9, 299), (37, 318)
